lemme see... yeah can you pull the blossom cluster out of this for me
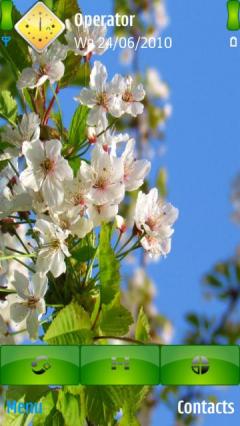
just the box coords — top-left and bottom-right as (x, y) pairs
(0, 14), (178, 342)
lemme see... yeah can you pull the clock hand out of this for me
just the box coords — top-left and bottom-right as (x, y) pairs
(39, 17), (42, 31)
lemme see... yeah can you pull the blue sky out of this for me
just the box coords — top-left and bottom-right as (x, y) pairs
(12, 0), (240, 424)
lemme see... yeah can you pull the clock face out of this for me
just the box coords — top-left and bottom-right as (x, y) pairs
(15, 2), (65, 53)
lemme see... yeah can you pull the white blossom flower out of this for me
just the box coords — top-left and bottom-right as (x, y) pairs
(51, 207), (93, 239)
(2, 113), (40, 158)
(154, 1), (169, 31)
(17, 41), (68, 89)
(120, 48), (134, 65)
(81, 146), (125, 205)
(0, 160), (33, 219)
(20, 139), (73, 206)
(75, 61), (123, 129)
(61, 165), (92, 212)
(160, 319), (174, 344)
(65, 16), (108, 57)
(111, 74), (145, 117)
(146, 68), (169, 99)
(88, 125), (129, 151)
(10, 271), (48, 340)
(134, 188), (178, 258)
(87, 203), (118, 226)
(163, 103), (172, 119)
(35, 218), (70, 278)
(142, 1), (169, 35)
(120, 139), (151, 191)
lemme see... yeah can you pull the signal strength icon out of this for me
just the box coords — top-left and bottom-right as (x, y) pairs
(1, 35), (11, 46)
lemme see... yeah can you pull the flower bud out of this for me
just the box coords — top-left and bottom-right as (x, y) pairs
(87, 127), (97, 144)
(116, 215), (127, 234)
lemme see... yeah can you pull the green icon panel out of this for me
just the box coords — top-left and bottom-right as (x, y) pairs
(227, 0), (240, 31)
(161, 345), (239, 386)
(0, 345), (239, 386)
(0, 0), (13, 31)
(1, 346), (79, 385)
(81, 345), (160, 385)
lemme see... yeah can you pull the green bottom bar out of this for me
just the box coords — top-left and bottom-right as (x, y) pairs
(161, 345), (239, 385)
(0, 345), (239, 386)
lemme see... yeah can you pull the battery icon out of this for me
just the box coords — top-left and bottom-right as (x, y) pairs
(0, 0), (13, 31)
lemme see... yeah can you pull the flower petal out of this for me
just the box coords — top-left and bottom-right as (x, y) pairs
(26, 310), (39, 340)
(90, 61), (108, 91)
(10, 302), (29, 323)
(36, 248), (54, 276)
(50, 250), (66, 277)
(20, 167), (40, 191)
(42, 176), (64, 206)
(87, 106), (108, 129)
(31, 273), (48, 299)
(45, 139), (62, 159)
(75, 88), (97, 107)
(12, 271), (30, 300)
(17, 68), (38, 90)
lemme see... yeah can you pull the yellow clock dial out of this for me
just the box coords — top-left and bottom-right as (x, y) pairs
(15, 2), (65, 53)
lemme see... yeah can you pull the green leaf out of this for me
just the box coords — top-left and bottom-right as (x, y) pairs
(99, 223), (120, 304)
(59, 55), (90, 88)
(0, 159), (9, 172)
(84, 385), (148, 426)
(85, 386), (119, 426)
(45, 408), (64, 426)
(54, 0), (80, 20)
(204, 274), (222, 288)
(215, 262), (230, 278)
(71, 236), (96, 263)
(6, 386), (49, 404)
(0, 138), (15, 154)
(100, 295), (133, 336)
(44, 301), (93, 344)
(69, 156), (81, 175)
(0, 91), (17, 124)
(69, 105), (89, 147)
(56, 390), (85, 426)
(186, 313), (200, 327)
(5, 388), (50, 426)
(43, 0), (54, 8)
(33, 392), (55, 426)
(135, 307), (150, 342)
(91, 292), (101, 326)
(64, 385), (83, 395)
(0, 60), (15, 92)
(118, 416), (140, 426)
(117, 386), (149, 426)
(3, 412), (34, 426)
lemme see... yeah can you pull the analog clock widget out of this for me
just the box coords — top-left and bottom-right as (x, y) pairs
(15, 2), (65, 53)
